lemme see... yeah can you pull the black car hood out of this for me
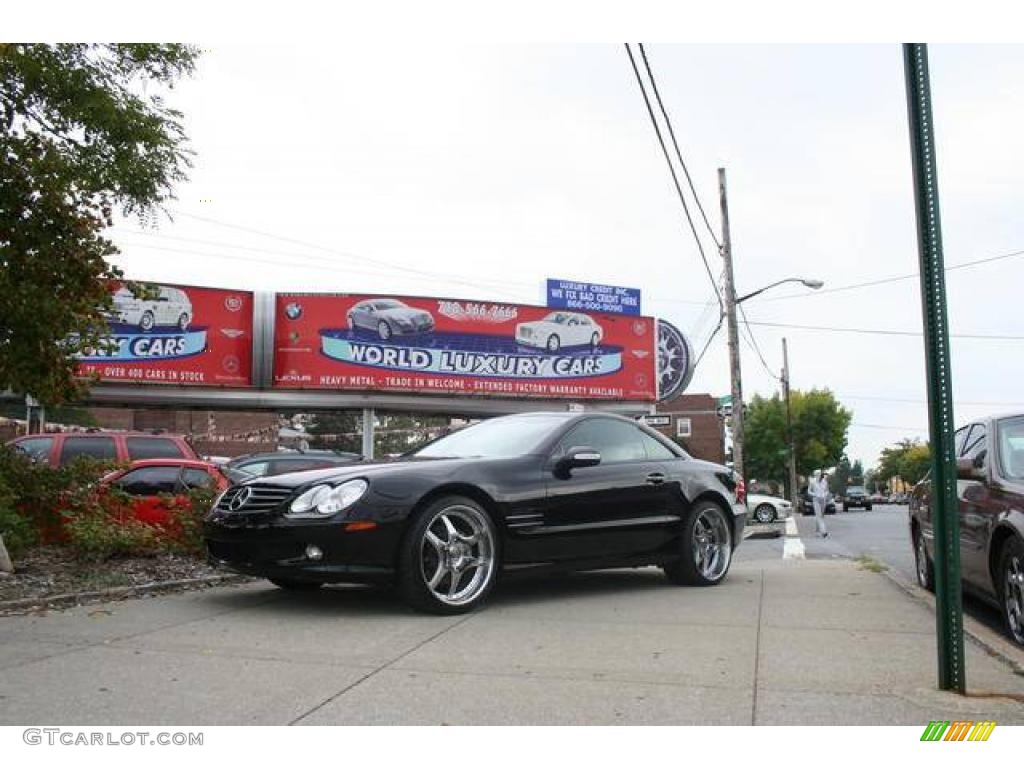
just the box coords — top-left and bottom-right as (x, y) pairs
(238, 455), (484, 489)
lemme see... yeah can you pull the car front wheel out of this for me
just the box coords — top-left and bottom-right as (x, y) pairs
(398, 496), (499, 614)
(546, 334), (561, 352)
(999, 536), (1024, 646)
(753, 503), (776, 524)
(378, 321), (392, 341)
(177, 313), (190, 331)
(139, 311), (155, 332)
(664, 500), (733, 586)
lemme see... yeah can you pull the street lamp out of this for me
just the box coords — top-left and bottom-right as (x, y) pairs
(735, 277), (824, 305)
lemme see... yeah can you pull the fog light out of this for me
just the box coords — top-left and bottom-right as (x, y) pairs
(305, 545), (324, 561)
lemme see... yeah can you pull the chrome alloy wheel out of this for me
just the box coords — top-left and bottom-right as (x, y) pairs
(753, 503), (776, 524)
(692, 507), (732, 581)
(1004, 551), (1024, 644)
(420, 504), (496, 607)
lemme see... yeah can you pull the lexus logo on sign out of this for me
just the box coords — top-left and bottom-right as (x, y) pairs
(227, 486), (253, 511)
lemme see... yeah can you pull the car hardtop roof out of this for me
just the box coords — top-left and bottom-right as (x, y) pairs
(123, 458), (217, 470)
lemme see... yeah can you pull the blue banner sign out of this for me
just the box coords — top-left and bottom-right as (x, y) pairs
(75, 329), (209, 362)
(546, 279), (642, 316)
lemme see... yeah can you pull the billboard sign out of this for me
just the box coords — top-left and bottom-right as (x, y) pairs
(75, 282), (254, 386)
(273, 294), (657, 400)
(546, 278), (642, 316)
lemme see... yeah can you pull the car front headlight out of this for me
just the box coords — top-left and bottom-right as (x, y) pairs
(289, 479), (368, 516)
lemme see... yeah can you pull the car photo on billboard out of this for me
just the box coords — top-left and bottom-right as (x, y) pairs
(108, 285), (193, 332)
(346, 298), (435, 340)
(515, 311), (603, 352)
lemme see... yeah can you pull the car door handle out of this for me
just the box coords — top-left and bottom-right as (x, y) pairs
(646, 472), (666, 485)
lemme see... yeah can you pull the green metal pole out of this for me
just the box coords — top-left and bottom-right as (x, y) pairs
(903, 43), (965, 693)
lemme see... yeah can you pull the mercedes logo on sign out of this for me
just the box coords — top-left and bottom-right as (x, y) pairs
(227, 486), (253, 511)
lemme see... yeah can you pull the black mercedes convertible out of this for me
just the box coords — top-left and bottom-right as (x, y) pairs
(204, 411), (747, 613)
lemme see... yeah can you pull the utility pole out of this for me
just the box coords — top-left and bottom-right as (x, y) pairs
(781, 338), (798, 505)
(718, 167), (744, 481)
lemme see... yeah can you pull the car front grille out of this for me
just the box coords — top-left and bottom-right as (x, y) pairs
(215, 483), (293, 515)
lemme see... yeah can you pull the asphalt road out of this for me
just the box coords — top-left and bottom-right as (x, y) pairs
(753, 504), (1008, 636)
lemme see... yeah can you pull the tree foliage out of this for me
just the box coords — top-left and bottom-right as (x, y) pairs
(0, 44), (199, 404)
(876, 438), (931, 486)
(745, 389), (853, 490)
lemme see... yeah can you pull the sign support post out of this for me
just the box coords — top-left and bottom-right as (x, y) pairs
(361, 407), (375, 460)
(903, 42), (965, 693)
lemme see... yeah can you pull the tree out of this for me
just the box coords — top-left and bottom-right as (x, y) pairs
(745, 388), (853, 493)
(875, 438), (931, 487)
(0, 44), (199, 405)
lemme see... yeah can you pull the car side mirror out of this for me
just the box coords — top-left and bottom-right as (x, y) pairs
(554, 445), (601, 477)
(956, 455), (986, 481)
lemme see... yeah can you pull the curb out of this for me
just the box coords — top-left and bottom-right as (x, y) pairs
(881, 568), (1024, 677)
(0, 573), (251, 615)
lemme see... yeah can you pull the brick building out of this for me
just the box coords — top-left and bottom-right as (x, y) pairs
(88, 408), (279, 457)
(646, 393), (724, 464)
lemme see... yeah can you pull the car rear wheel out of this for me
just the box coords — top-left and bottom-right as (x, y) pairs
(177, 313), (190, 331)
(546, 334), (560, 352)
(664, 500), (733, 586)
(398, 495), (499, 614)
(139, 311), (155, 332)
(753, 503), (776, 524)
(913, 527), (935, 592)
(378, 321), (392, 341)
(999, 536), (1024, 646)
(590, 332), (599, 347)
(269, 578), (323, 591)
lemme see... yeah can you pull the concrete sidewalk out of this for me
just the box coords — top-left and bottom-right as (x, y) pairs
(1, 557), (1023, 725)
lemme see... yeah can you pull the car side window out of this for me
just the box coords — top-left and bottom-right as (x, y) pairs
(237, 460), (270, 477)
(268, 458), (326, 475)
(963, 425), (987, 464)
(115, 466), (182, 495)
(14, 437), (53, 464)
(638, 431), (678, 460)
(60, 436), (117, 465)
(182, 468), (216, 489)
(558, 419), (647, 464)
(126, 437), (186, 460)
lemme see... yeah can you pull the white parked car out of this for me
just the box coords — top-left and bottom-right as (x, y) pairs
(747, 493), (792, 524)
(515, 312), (603, 352)
(109, 285), (193, 332)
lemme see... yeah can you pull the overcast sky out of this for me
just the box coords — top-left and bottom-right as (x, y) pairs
(107, 43), (1024, 468)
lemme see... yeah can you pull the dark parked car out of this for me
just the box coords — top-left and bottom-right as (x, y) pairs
(799, 490), (836, 515)
(205, 412), (748, 614)
(910, 414), (1024, 645)
(224, 450), (361, 483)
(843, 485), (872, 511)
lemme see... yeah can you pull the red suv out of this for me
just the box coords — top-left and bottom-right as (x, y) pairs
(7, 432), (197, 467)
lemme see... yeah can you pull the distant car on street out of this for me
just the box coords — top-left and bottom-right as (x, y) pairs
(515, 312), (603, 352)
(842, 485), (872, 511)
(909, 413), (1024, 646)
(109, 285), (193, 332)
(747, 493), (792, 524)
(347, 299), (434, 340)
(799, 489), (836, 516)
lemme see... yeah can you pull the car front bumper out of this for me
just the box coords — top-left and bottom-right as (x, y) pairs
(203, 514), (401, 584)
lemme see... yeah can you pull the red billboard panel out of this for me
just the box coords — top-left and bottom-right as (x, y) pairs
(76, 282), (254, 386)
(273, 294), (657, 401)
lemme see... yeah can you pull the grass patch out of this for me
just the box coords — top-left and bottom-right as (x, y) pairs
(855, 555), (888, 573)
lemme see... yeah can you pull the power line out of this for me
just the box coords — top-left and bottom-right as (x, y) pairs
(637, 44), (721, 250)
(744, 319), (1024, 340)
(737, 303), (780, 381)
(851, 422), (928, 432)
(763, 247), (1024, 301)
(624, 44), (722, 314)
(840, 394), (1024, 407)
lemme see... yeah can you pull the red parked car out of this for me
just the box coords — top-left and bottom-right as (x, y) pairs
(99, 459), (230, 528)
(8, 431), (197, 467)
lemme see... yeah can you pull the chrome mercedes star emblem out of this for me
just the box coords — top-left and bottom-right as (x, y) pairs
(228, 486), (253, 511)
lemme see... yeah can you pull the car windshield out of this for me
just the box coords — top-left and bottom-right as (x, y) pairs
(376, 300), (404, 310)
(542, 313), (569, 324)
(412, 415), (567, 459)
(847, 486), (865, 494)
(998, 416), (1024, 480)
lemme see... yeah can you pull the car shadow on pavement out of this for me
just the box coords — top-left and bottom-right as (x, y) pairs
(199, 568), (692, 616)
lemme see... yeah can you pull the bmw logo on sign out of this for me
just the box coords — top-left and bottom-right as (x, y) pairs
(284, 302), (303, 320)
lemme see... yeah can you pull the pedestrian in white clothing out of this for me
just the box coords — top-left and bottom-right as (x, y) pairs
(810, 472), (830, 537)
